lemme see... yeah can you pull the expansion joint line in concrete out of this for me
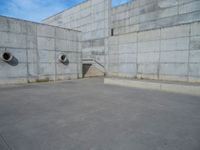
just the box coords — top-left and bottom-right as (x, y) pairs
(25, 27), (29, 83)
(187, 24), (192, 82)
(54, 28), (57, 82)
(158, 28), (162, 79)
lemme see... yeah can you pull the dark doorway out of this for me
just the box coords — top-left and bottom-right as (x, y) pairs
(82, 64), (92, 78)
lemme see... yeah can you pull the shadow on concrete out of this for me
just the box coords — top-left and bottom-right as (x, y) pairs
(7, 56), (19, 66)
(62, 59), (69, 65)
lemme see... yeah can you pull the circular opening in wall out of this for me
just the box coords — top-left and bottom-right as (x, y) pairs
(59, 54), (68, 64)
(1, 52), (13, 62)
(61, 55), (66, 61)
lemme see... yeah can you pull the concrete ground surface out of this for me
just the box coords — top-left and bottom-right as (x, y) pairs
(0, 78), (200, 150)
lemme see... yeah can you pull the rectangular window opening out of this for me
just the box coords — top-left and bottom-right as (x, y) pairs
(111, 28), (114, 36)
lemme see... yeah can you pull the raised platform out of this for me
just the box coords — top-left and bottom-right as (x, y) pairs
(104, 78), (200, 96)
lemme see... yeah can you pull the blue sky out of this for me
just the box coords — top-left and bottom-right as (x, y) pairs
(0, 0), (129, 22)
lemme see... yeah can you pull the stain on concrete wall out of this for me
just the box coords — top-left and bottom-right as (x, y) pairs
(0, 16), (81, 84)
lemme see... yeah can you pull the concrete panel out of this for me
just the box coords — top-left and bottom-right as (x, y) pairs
(26, 35), (37, 49)
(7, 18), (26, 34)
(159, 63), (188, 76)
(189, 63), (200, 77)
(56, 39), (67, 51)
(138, 63), (158, 74)
(56, 63), (71, 74)
(179, 1), (200, 14)
(27, 49), (38, 63)
(119, 53), (137, 63)
(190, 36), (200, 50)
(39, 50), (55, 63)
(160, 51), (189, 63)
(26, 22), (37, 36)
(191, 22), (200, 36)
(28, 63), (38, 77)
(118, 63), (137, 74)
(108, 63), (118, 72)
(39, 63), (55, 75)
(0, 63), (27, 78)
(161, 37), (189, 51)
(108, 54), (118, 63)
(189, 50), (200, 63)
(161, 24), (190, 39)
(55, 28), (66, 39)
(0, 31), (9, 47)
(138, 52), (159, 63)
(0, 16), (9, 32)
(138, 40), (160, 52)
(37, 37), (55, 50)
(118, 43), (137, 53)
(138, 29), (160, 42)
(37, 24), (55, 37)
(118, 33), (137, 44)
(8, 33), (27, 48)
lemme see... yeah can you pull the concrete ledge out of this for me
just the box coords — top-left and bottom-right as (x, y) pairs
(104, 78), (200, 96)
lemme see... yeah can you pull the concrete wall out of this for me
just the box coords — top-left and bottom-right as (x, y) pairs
(0, 16), (81, 84)
(43, 0), (111, 70)
(43, 0), (200, 82)
(3, 0), (198, 83)
(111, 0), (200, 35)
(107, 0), (200, 82)
(108, 21), (200, 82)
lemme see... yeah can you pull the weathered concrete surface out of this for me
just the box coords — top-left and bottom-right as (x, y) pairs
(108, 21), (200, 83)
(0, 78), (200, 150)
(0, 16), (82, 84)
(104, 78), (200, 96)
(43, 0), (111, 71)
(43, 0), (200, 83)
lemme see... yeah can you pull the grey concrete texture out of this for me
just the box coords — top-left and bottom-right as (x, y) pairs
(108, 21), (200, 82)
(0, 16), (82, 84)
(111, 0), (200, 35)
(42, 0), (200, 83)
(42, 0), (111, 69)
(0, 78), (200, 150)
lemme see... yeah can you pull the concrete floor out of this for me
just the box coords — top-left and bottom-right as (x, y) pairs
(0, 78), (200, 150)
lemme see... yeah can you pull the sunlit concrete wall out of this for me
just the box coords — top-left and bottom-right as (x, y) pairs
(0, 16), (81, 84)
(108, 0), (200, 82)
(42, 0), (111, 70)
(42, 0), (200, 82)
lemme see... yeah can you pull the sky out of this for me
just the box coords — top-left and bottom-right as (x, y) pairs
(0, 0), (129, 22)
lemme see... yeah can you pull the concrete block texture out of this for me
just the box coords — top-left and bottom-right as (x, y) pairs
(107, 21), (200, 82)
(42, 0), (111, 69)
(0, 16), (81, 84)
(110, 0), (200, 35)
(0, 0), (200, 83)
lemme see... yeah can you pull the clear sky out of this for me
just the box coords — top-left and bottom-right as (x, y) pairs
(0, 0), (129, 22)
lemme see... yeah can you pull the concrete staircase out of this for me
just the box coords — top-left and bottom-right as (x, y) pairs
(82, 58), (105, 78)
